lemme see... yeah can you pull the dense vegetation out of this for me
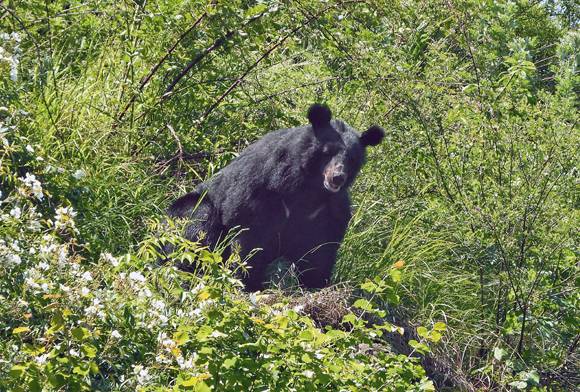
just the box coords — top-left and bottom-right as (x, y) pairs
(1, 0), (578, 390)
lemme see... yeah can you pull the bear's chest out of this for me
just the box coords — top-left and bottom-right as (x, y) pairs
(281, 198), (328, 223)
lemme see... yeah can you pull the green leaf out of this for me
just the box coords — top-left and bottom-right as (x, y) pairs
(524, 370), (540, 385)
(301, 353), (312, 363)
(71, 327), (91, 341)
(13, 326), (30, 335)
(89, 361), (100, 375)
(245, 4), (267, 18)
(81, 344), (97, 358)
(223, 357), (237, 369)
(73, 365), (90, 376)
(353, 298), (373, 311)
(10, 365), (27, 378)
(433, 322), (447, 332)
(360, 280), (377, 293)
(419, 378), (435, 391)
(298, 330), (314, 341)
(173, 330), (190, 346)
(194, 381), (211, 392)
(199, 346), (213, 355)
(341, 313), (357, 324)
(430, 331), (442, 343)
(196, 326), (213, 342)
(409, 339), (430, 355)
(417, 326), (428, 338)
(389, 269), (402, 283)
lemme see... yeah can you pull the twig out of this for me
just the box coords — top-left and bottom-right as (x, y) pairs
(116, 10), (209, 123)
(162, 11), (267, 97)
(167, 124), (184, 170)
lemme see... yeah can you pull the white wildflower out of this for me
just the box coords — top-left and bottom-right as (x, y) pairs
(249, 292), (258, 306)
(54, 206), (77, 231)
(129, 271), (146, 283)
(102, 252), (119, 267)
(158, 314), (168, 324)
(10, 240), (20, 252)
(28, 219), (42, 232)
(139, 287), (152, 299)
(38, 261), (49, 271)
(152, 299), (165, 311)
(86, 298), (103, 316)
(69, 349), (80, 357)
(177, 355), (197, 369)
(293, 304), (305, 313)
(190, 282), (205, 295)
(72, 169), (86, 180)
(35, 353), (49, 365)
(20, 173), (43, 200)
(209, 330), (226, 339)
(25, 144), (34, 153)
(10, 63), (17, 82)
(303, 370), (315, 378)
(160, 337), (175, 348)
(9, 206), (21, 219)
(57, 247), (67, 265)
(25, 276), (40, 289)
(133, 365), (151, 385)
(7, 253), (22, 265)
(81, 271), (93, 281)
(80, 287), (90, 296)
(111, 330), (122, 339)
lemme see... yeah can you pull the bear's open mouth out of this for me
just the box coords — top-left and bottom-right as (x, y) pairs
(323, 179), (342, 193)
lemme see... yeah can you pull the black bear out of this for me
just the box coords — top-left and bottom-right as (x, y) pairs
(168, 104), (384, 291)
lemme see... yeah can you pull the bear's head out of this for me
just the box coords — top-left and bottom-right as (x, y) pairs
(307, 104), (385, 193)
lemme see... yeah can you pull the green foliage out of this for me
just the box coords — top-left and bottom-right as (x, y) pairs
(1, 0), (578, 389)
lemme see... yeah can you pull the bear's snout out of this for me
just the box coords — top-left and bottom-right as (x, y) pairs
(323, 162), (347, 192)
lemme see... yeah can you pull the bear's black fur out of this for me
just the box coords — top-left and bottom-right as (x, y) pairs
(168, 104), (384, 291)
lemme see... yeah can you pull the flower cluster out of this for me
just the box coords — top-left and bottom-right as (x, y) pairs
(19, 173), (44, 200)
(53, 206), (78, 232)
(0, 32), (21, 81)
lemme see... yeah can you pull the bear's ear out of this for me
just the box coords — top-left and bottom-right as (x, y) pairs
(360, 125), (385, 147)
(168, 192), (200, 218)
(307, 104), (332, 128)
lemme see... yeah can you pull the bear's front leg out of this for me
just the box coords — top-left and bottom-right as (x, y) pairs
(295, 242), (340, 289)
(282, 194), (351, 289)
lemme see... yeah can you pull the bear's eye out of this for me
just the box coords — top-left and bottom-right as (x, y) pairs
(322, 143), (340, 156)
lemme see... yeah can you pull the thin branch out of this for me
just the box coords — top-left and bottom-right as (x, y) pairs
(162, 11), (267, 98)
(116, 10), (208, 123)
